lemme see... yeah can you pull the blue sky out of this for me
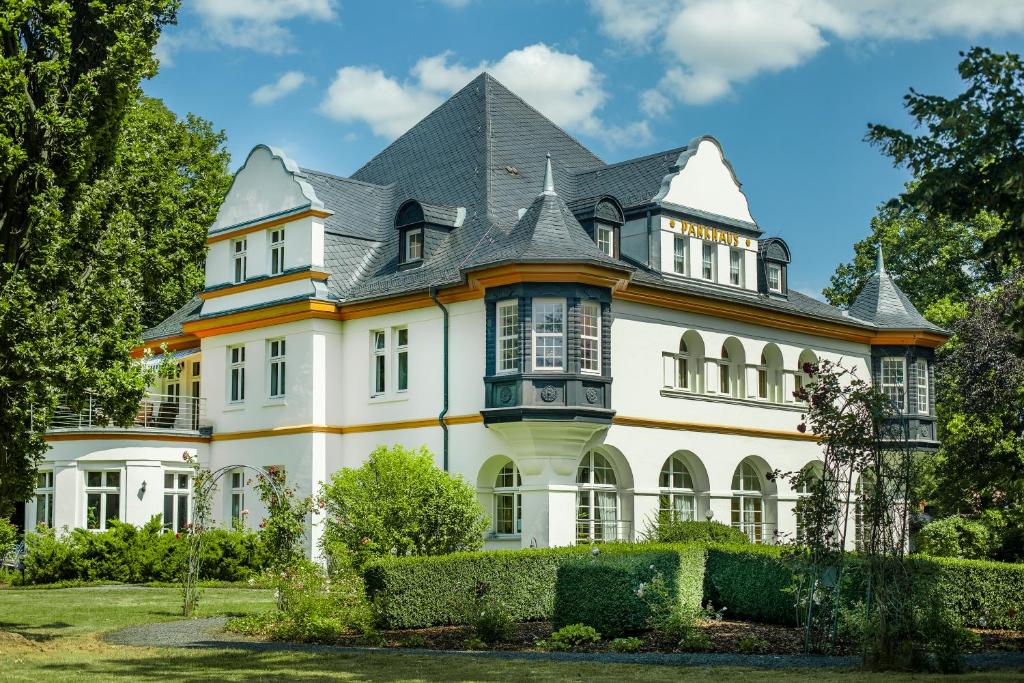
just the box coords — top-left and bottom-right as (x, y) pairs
(146, 1), (1024, 298)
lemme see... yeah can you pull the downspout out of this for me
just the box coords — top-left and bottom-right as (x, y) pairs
(645, 208), (653, 267)
(430, 285), (449, 471)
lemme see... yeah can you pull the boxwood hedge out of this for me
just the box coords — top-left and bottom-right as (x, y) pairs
(703, 543), (798, 624)
(911, 555), (1024, 629)
(553, 546), (706, 636)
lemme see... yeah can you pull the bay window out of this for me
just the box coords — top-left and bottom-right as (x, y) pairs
(915, 359), (929, 414)
(532, 299), (566, 371)
(579, 301), (601, 374)
(880, 357), (906, 411)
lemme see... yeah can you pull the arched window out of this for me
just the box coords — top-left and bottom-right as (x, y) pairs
(795, 349), (818, 396)
(659, 454), (695, 521)
(719, 338), (745, 398)
(665, 330), (704, 392)
(678, 338), (690, 389)
(731, 460), (765, 543)
(759, 344), (784, 402)
(757, 351), (769, 400)
(794, 462), (822, 544)
(577, 451), (619, 542)
(720, 345), (731, 394)
(493, 461), (522, 536)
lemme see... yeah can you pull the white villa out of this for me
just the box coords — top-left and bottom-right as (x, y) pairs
(26, 74), (946, 554)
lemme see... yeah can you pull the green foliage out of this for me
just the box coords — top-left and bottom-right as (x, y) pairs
(0, 517), (16, 559)
(320, 445), (487, 567)
(467, 581), (513, 644)
(228, 560), (373, 642)
(540, 623), (600, 651)
(255, 466), (312, 569)
(648, 519), (749, 545)
(915, 516), (994, 559)
(737, 636), (771, 654)
(608, 636), (643, 653)
(866, 47), (1024, 281)
(704, 544), (797, 625)
(823, 206), (1005, 325)
(22, 518), (265, 584)
(552, 548), (705, 637)
(910, 554), (1024, 630)
(0, 0), (180, 516)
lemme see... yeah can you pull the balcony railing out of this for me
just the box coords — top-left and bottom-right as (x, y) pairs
(48, 393), (207, 433)
(576, 519), (633, 544)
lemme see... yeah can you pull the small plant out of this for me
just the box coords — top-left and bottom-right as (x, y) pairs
(919, 605), (979, 673)
(701, 601), (728, 621)
(468, 580), (513, 644)
(541, 624), (601, 651)
(678, 630), (713, 652)
(465, 636), (488, 650)
(399, 633), (428, 648)
(609, 636), (643, 653)
(356, 631), (388, 648)
(737, 636), (771, 654)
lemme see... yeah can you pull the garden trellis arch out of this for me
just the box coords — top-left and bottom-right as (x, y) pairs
(183, 464), (285, 616)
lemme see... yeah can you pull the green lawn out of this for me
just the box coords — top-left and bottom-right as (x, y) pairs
(0, 586), (1020, 682)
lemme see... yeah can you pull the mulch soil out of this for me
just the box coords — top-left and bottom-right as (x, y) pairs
(324, 620), (1024, 656)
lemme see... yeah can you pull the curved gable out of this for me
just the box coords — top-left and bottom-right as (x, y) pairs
(654, 136), (756, 226)
(211, 145), (324, 232)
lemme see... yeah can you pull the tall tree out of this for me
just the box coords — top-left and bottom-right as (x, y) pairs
(112, 96), (230, 327)
(866, 47), (1023, 287)
(824, 205), (1005, 326)
(0, 1), (178, 516)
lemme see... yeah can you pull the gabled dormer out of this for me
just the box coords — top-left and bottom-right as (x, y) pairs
(757, 237), (791, 298)
(568, 196), (625, 259)
(395, 199), (465, 268)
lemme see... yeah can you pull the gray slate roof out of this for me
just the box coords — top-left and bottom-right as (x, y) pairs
(848, 251), (945, 333)
(146, 73), (942, 340)
(142, 295), (203, 342)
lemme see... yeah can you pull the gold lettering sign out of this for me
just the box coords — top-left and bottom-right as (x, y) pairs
(673, 218), (741, 247)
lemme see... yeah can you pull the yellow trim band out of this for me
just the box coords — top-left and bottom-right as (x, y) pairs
(207, 208), (332, 245)
(45, 432), (210, 444)
(613, 415), (817, 442)
(210, 414), (484, 441)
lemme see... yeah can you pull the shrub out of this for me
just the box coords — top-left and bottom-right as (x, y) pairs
(228, 560), (373, 642)
(678, 629), (713, 652)
(0, 517), (16, 559)
(552, 547), (705, 637)
(703, 543), (796, 624)
(468, 580), (513, 644)
(737, 636), (771, 654)
(648, 519), (749, 545)
(254, 465), (313, 569)
(320, 445), (488, 568)
(915, 516), (994, 560)
(609, 636), (643, 653)
(910, 554), (1024, 629)
(542, 623), (600, 651)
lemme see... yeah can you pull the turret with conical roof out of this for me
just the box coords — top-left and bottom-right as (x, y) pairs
(849, 247), (944, 334)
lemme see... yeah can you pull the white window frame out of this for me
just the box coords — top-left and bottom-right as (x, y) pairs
(230, 470), (246, 523)
(576, 451), (620, 543)
(729, 248), (743, 286)
(404, 228), (423, 262)
(731, 461), (765, 543)
(531, 298), (566, 372)
(371, 330), (387, 397)
(915, 359), (929, 415)
(659, 455), (696, 522)
(232, 237), (247, 284)
(767, 262), (782, 292)
(673, 235), (687, 275)
(269, 228), (285, 276)
(496, 299), (519, 374)
(596, 224), (614, 257)
(880, 357), (906, 412)
(163, 471), (192, 532)
(84, 470), (122, 531)
(33, 470), (54, 528)
(701, 242), (716, 281)
(493, 462), (522, 536)
(579, 301), (601, 375)
(395, 328), (409, 393)
(228, 345), (246, 404)
(267, 338), (286, 399)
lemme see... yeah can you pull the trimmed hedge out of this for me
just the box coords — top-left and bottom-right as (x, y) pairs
(365, 541), (1024, 631)
(912, 555), (1024, 629)
(703, 543), (797, 625)
(553, 546), (706, 636)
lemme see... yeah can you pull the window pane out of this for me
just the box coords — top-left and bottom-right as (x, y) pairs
(35, 496), (46, 527)
(177, 493), (188, 531)
(702, 243), (714, 279)
(397, 351), (408, 391)
(87, 471), (102, 488)
(164, 473), (174, 489)
(163, 495), (174, 529)
(106, 471), (120, 488)
(375, 355), (386, 393)
(105, 494), (120, 525)
(178, 474), (189, 489)
(673, 236), (686, 274)
(87, 493), (101, 529)
(398, 328), (408, 347)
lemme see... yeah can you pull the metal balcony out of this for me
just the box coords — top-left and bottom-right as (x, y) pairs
(48, 393), (208, 434)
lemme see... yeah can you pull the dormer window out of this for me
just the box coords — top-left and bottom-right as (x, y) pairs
(596, 224), (614, 257)
(403, 227), (423, 263)
(569, 196), (623, 260)
(767, 263), (782, 292)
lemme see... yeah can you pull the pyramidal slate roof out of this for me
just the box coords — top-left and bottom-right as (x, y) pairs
(848, 249), (945, 333)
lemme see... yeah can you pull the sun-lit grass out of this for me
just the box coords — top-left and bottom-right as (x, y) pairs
(0, 586), (1021, 682)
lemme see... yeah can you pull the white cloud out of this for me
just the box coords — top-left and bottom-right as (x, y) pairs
(320, 44), (652, 147)
(590, 0), (1024, 108)
(162, 0), (337, 59)
(251, 71), (310, 105)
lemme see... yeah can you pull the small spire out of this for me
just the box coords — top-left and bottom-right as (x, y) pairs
(876, 245), (886, 274)
(541, 153), (556, 196)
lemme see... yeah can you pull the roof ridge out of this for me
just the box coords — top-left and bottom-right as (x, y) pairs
(573, 145), (689, 177)
(300, 167), (393, 190)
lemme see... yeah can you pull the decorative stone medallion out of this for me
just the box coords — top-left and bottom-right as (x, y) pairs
(585, 387), (599, 404)
(498, 385), (513, 405)
(539, 385), (558, 403)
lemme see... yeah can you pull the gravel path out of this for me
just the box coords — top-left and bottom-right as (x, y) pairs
(104, 617), (1024, 671)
